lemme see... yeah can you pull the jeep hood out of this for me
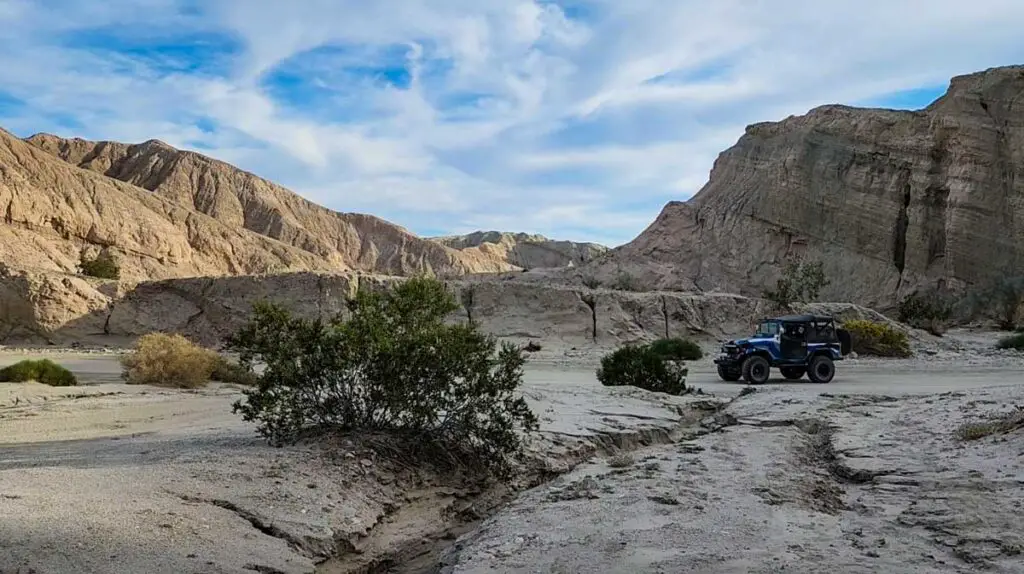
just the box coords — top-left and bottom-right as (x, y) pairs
(724, 336), (775, 346)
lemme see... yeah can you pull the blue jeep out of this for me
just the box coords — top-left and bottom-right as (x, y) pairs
(713, 315), (852, 384)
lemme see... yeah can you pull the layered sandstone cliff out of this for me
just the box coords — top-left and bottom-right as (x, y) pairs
(23, 133), (516, 277)
(586, 65), (1024, 309)
(431, 231), (608, 269)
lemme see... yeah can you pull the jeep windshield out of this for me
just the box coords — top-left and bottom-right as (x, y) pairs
(753, 321), (781, 338)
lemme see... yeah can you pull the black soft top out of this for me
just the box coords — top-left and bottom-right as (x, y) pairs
(768, 314), (835, 323)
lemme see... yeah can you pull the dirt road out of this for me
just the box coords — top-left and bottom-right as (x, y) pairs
(3, 351), (1021, 397)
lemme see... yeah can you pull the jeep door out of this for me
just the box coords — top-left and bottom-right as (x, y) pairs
(780, 323), (808, 362)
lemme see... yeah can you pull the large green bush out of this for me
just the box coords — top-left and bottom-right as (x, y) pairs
(596, 342), (689, 395)
(648, 337), (703, 361)
(226, 277), (539, 478)
(0, 359), (78, 386)
(842, 320), (912, 358)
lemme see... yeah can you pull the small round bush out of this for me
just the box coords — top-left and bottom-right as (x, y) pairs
(596, 342), (688, 395)
(842, 320), (911, 358)
(210, 356), (258, 386)
(120, 332), (222, 388)
(648, 337), (703, 361)
(996, 333), (1024, 351)
(0, 359), (78, 386)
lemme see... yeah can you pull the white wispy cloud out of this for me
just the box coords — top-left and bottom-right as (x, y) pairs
(0, 0), (1023, 246)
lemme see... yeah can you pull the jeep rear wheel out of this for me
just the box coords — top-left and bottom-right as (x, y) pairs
(807, 355), (835, 384)
(741, 356), (771, 385)
(780, 367), (805, 380)
(717, 364), (741, 382)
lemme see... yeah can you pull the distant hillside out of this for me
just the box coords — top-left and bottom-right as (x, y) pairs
(18, 133), (516, 279)
(431, 230), (609, 269)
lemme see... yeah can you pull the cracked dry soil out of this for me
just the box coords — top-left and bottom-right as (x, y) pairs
(440, 387), (1024, 574)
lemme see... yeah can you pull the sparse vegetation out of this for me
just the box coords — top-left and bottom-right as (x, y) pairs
(762, 259), (830, 308)
(608, 452), (635, 468)
(226, 276), (539, 478)
(963, 276), (1024, 331)
(210, 356), (258, 386)
(898, 289), (955, 336)
(523, 340), (543, 353)
(996, 333), (1024, 351)
(648, 337), (703, 361)
(120, 332), (222, 388)
(79, 250), (121, 280)
(460, 286), (476, 324)
(955, 408), (1024, 441)
(581, 274), (601, 289)
(596, 341), (689, 395)
(841, 319), (912, 358)
(610, 272), (643, 292)
(0, 359), (77, 386)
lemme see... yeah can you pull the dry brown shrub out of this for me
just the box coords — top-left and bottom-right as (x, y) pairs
(120, 333), (220, 388)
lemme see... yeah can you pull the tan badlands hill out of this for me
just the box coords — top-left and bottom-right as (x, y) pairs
(13, 132), (517, 280)
(430, 230), (609, 269)
(0, 128), (337, 281)
(584, 65), (1024, 309)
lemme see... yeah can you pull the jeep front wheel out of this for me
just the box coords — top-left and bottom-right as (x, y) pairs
(741, 356), (771, 385)
(807, 355), (835, 384)
(780, 367), (805, 380)
(717, 364), (741, 382)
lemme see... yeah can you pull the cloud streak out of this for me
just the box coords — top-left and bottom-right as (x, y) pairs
(1, 0), (1023, 246)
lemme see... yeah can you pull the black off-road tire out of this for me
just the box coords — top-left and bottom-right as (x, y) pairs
(807, 354), (835, 384)
(741, 355), (771, 385)
(780, 366), (805, 380)
(717, 364), (741, 382)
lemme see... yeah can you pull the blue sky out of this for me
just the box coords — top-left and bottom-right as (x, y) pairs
(1, 0), (1023, 247)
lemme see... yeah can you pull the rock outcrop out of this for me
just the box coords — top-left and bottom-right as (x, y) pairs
(0, 266), (780, 348)
(431, 231), (608, 270)
(586, 66), (1024, 310)
(17, 132), (516, 278)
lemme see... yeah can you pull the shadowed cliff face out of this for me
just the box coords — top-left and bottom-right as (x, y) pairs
(590, 65), (1024, 309)
(22, 134), (518, 278)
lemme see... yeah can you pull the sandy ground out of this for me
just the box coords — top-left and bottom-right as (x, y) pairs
(1, 331), (1023, 574)
(441, 386), (1024, 573)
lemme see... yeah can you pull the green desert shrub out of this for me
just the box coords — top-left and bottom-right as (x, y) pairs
(648, 337), (703, 361)
(842, 320), (911, 358)
(762, 259), (830, 308)
(79, 251), (120, 280)
(996, 333), (1024, 351)
(0, 359), (78, 387)
(226, 276), (539, 478)
(210, 356), (258, 386)
(596, 341), (689, 395)
(897, 289), (955, 336)
(962, 276), (1024, 331)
